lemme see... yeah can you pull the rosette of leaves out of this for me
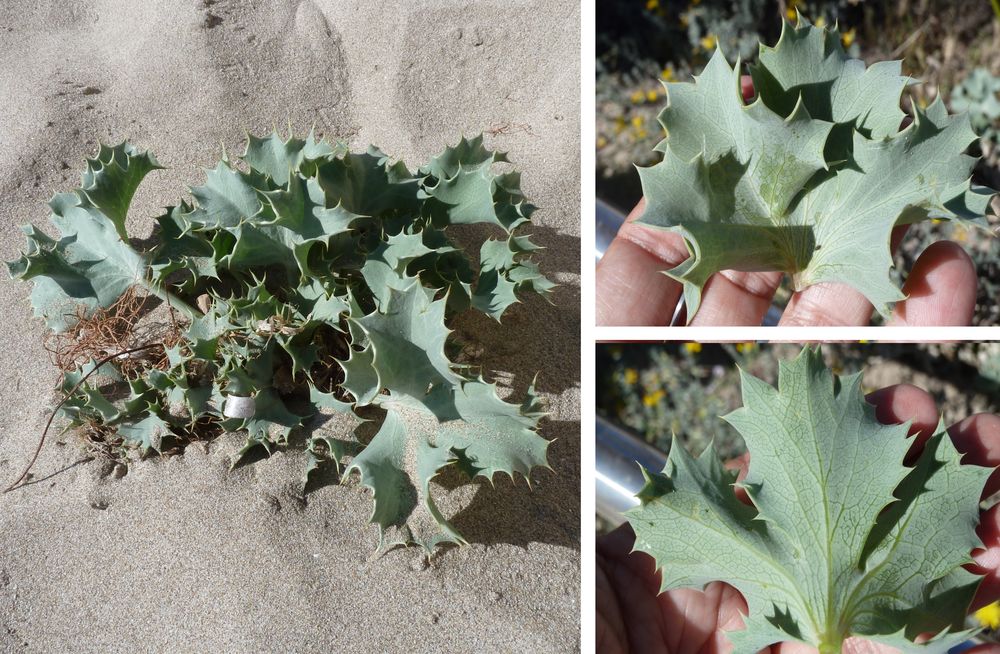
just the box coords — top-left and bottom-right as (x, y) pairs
(7, 132), (554, 550)
(628, 346), (990, 652)
(636, 17), (995, 322)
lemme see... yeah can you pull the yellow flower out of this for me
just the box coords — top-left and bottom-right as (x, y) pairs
(646, 0), (659, 10)
(786, 0), (803, 20)
(614, 115), (626, 134)
(630, 90), (645, 104)
(735, 342), (756, 353)
(815, 16), (827, 28)
(700, 34), (717, 51)
(596, 135), (608, 149)
(636, 128), (648, 138)
(624, 368), (638, 385)
(976, 602), (1000, 630)
(631, 115), (644, 128)
(684, 342), (702, 353)
(661, 65), (676, 82)
(841, 27), (856, 47)
(679, 14), (689, 28)
(646, 89), (659, 103)
(643, 389), (666, 408)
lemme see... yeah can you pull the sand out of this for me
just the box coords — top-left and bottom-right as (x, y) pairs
(0, 1), (581, 652)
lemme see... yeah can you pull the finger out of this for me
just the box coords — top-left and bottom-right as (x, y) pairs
(595, 76), (757, 327)
(687, 270), (784, 326)
(888, 240), (977, 326)
(963, 646), (1000, 654)
(657, 582), (745, 652)
(683, 75), (783, 327)
(969, 503), (1000, 610)
(596, 199), (687, 325)
(778, 281), (878, 326)
(949, 413), (1000, 498)
(778, 226), (910, 326)
(596, 522), (640, 562)
(865, 384), (939, 461)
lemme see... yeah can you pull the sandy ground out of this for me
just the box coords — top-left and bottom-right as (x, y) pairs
(0, 1), (581, 652)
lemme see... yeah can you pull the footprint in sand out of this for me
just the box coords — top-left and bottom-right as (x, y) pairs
(202, 0), (352, 134)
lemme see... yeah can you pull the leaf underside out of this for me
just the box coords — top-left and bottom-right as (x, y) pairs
(627, 346), (990, 652)
(636, 17), (994, 321)
(9, 131), (553, 551)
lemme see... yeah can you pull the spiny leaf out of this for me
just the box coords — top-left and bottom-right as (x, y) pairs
(118, 412), (172, 457)
(78, 142), (163, 241)
(627, 347), (989, 651)
(242, 129), (343, 186)
(341, 279), (548, 548)
(420, 135), (534, 231)
(185, 161), (263, 229)
(637, 18), (994, 320)
(7, 194), (148, 332)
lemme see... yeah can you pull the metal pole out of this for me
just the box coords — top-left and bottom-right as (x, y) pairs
(595, 415), (667, 525)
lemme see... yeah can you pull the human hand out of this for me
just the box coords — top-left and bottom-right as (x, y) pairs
(595, 76), (978, 326)
(596, 384), (1000, 653)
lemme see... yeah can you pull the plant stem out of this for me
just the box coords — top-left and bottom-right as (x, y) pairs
(141, 277), (200, 320)
(3, 343), (164, 493)
(818, 636), (843, 654)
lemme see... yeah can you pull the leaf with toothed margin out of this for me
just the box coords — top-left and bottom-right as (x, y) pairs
(626, 346), (989, 652)
(149, 202), (218, 288)
(7, 193), (148, 333)
(340, 344), (380, 405)
(253, 173), (361, 279)
(118, 412), (172, 457)
(304, 383), (357, 490)
(296, 278), (350, 327)
(242, 129), (344, 186)
(78, 142), (164, 241)
(347, 382), (547, 550)
(360, 230), (437, 308)
(420, 135), (534, 231)
(472, 235), (555, 321)
(353, 277), (463, 404)
(184, 161), (263, 229)
(225, 388), (305, 468)
(341, 279), (548, 549)
(59, 377), (121, 425)
(636, 18), (994, 322)
(314, 148), (421, 218)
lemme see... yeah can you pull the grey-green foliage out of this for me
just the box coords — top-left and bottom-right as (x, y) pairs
(8, 132), (554, 550)
(951, 67), (1000, 143)
(628, 347), (989, 652)
(636, 18), (994, 322)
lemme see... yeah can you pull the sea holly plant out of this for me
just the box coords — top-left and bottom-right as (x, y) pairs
(627, 347), (990, 652)
(7, 132), (554, 550)
(636, 17), (996, 322)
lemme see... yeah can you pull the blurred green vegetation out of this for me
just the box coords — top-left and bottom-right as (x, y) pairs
(596, 342), (1000, 459)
